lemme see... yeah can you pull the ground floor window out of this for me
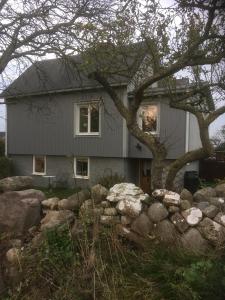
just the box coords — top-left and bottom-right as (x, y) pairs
(33, 155), (46, 175)
(74, 157), (89, 179)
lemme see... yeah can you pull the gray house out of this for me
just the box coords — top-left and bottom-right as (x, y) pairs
(1, 53), (201, 192)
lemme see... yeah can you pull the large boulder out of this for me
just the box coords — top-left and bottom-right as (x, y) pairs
(131, 213), (153, 237)
(181, 228), (211, 254)
(107, 183), (148, 218)
(214, 212), (225, 227)
(208, 197), (225, 211)
(154, 219), (179, 245)
(40, 210), (74, 230)
(215, 183), (225, 198)
(198, 217), (225, 246)
(193, 187), (216, 203)
(14, 189), (45, 202)
(148, 203), (168, 223)
(0, 192), (41, 236)
(107, 183), (148, 203)
(0, 176), (33, 192)
(91, 184), (108, 204)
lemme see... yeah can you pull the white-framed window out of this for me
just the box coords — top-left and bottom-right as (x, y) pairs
(74, 157), (90, 179)
(75, 102), (100, 135)
(33, 155), (46, 175)
(137, 103), (160, 134)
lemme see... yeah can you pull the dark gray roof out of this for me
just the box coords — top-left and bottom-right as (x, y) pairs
(1, 43), (146, 98)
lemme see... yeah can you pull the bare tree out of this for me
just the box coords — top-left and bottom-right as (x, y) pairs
(71, 0), (225, 190)
(0, 0), (112, 80)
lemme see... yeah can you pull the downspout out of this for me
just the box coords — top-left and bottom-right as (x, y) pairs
(185, 111), (190, 153)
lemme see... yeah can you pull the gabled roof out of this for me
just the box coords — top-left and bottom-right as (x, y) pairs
(1, 43), (147, 98)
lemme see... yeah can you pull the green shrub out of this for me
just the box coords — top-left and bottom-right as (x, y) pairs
(0, 157), (13, 179)
(98, 171), (125, 189)
(0, 138), (4, 156)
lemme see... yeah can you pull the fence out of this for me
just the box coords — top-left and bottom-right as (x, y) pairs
(199, 158), (225, 181)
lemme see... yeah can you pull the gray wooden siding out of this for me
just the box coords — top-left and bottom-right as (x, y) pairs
(128, 100), (186, 159)
(7, 89), (125, 157)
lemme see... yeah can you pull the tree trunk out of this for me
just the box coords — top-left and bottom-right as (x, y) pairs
(151, 157), (165, 190)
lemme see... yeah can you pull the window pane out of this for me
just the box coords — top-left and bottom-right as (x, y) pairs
(90, 104), (99, 133)
(35, 156), (45, 173)
(141, 105), (157, 132)
(76, 159), (88, 177)
(79, 107), (88, 132)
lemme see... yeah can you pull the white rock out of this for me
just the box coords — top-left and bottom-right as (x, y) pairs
(107, 183), (145, 202)
(152, 189), (168, 199)
(116, 198), (142, 218)
(163, 191), (181, 206)
(182, 207), (203, 226)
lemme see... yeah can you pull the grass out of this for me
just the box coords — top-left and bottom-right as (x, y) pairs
(3, 223), (225, 300)
(36, 186), (81, 199)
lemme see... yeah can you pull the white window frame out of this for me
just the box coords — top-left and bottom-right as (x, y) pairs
(75, 102), (101, 136)
(137, 103), (160, 135)
(74, 157), (90, 179)
(32, 155), (46, 175)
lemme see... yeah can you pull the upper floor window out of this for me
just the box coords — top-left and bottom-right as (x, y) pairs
(76, 103), (100, 135)
(138, 104), (159, 134)
(33, 155), (46, 175)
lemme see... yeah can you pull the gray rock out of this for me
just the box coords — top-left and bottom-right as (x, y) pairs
(116, 224), (146, 247)
(65, 189), (91, 210)
(121, 215), (132, 225)
(154, 219), (179, 244)
(91, 184), (108, 204)
(0, 176), (33, 192)
(198, 217), (225, 245)
(42, 197), (59, 210)
(181, 228), (211, 254)
(40, 210), (74, 230)
(195, 201), (210, 211)
(101, 201), (111, 208)
(193, 187), (216, 203)
(148, 203), (169, 223)
(58, 198), (78, 211)
(163, 191), (180, 206)
(180, 188), (193, 203)
(0, 192), (41, 236)
(215, 183), (225, 198)
(100, 215), (120, 225)
(104, 207), (118, 216)
(180, 200), (191, 211)
(6, 248), (21, 265)
(170, 212), (189, 233)
(209, 197), (225, 210)
(182, 207), (202, 226)
(168, 206), (180, 213)
(214, 212), (225, 227)
(131, 213), (153, 237)
(202, 205), (219, 219)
